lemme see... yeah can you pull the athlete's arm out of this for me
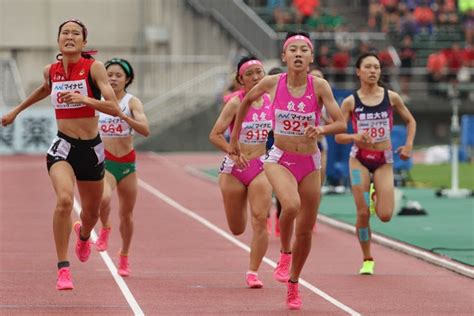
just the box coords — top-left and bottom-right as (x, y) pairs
(60, 61), (120, 117)
(334, 95), (372, 144)
(306, 78), (346, 138)
(209, 96), (239, 153)
(123, 96), (150, 137)
(389, 90), (416, 160)
(1, 65), (51, 126)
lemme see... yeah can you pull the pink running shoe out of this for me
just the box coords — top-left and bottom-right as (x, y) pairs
(56, 267), (73, 290)
(273, 252), (291, 283)
(246, 272), (263, 288)
(118, 255), (130, 277)
(95, 227), (111, 252)
(286, 281), (302, 310)
(73, 221), (91, 262)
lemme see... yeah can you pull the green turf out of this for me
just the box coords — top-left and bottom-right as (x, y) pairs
(409, 163), (474, 190)
(319, 188), (474, 266)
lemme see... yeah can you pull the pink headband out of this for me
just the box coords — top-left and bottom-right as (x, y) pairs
(283, 35), (314, 51)
(238, 60), (263, 76)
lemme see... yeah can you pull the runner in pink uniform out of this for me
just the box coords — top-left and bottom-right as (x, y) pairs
(335, 53), (416, 275)
(209, 56), (273, 289)
(1, 19), (120, 290)
(229, 32), (346, 310)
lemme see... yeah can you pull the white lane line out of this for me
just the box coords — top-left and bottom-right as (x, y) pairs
(73, 199), (145, 316)
(138, 178), (361, 316)
(185, 162), (474, 279)
(318, 215), (474, 279)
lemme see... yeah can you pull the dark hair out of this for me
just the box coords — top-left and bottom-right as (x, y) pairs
(284, 31), (311, 41)
(268, 67), (283, 75)
(355, 53), (385, 87)
(235, 55), (260, 85)
(56, 19), (96, 60)
(355, 53), (380, 69)
(105, 58), (135, 89)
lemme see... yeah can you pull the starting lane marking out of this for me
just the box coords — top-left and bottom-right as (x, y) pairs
(138, 178), (361, 316)
(73, 199), (145, 316)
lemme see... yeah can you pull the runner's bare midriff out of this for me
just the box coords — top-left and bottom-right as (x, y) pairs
(57, 117), (99, 139)
(241, 143), (266, 160)
(274, 134), (317, 154)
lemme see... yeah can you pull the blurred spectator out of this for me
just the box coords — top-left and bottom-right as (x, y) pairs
(368, 0), (384, 31)
(378, 47), (396, 86)
(315, 44), (331, 70)
(398, 35), (416, 100)
(331, 48), (350, 85)
(443, 42), (464, 82)
(319, 8), (344, 31)
(293, 0), (319, 25)
(381, 0), (400, 32)
(436, 0), (459, 27)
(399, 3), (418, 38)
(353, 40), (375, 57)
(268, 0), (293, 31)
(426, 51), (447, 95)
(413, 0), (435, 34)
(463, 9), (474, 45)
(334, 26), (355, 51)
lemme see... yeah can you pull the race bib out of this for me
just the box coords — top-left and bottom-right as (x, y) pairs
(274, 109), (316, 136)
(239, 120), (272, 144)
(357, 119), (390, 142)
(51, 79), (88, 109)
(47, 136), (71, 159)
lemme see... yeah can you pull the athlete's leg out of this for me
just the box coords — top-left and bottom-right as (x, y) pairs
(77, 179), (104, 239)
(99, 171), (117, 227)
(218, 173), (248, 235)
(49, 162), (76, 262)
(373, 163), (395, 222)
(264, 163), (299, 253)
(247, 172), (272, 272)
(349, 157), (373, 260)
(116, 172), (138, 255)
(290, 170), (321, 281)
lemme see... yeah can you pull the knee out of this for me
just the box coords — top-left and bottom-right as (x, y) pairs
(230, 226), (245, 236)
(119, 212), (133, 224)
(378, 211), (393, 223)
(357, 210), (370, 224)
(55, 195), (73, 215)
(281, 201), (300, 219)
(100, 195), (112, 210)
(295, 229), (312, 241)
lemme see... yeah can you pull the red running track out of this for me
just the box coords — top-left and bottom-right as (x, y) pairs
(1, 153), (473, 315)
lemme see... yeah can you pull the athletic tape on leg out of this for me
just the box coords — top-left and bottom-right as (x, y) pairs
(358, 227), (370, 242)
(351, 169), (361, 186)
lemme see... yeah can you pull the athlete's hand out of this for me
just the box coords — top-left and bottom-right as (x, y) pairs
(396, 144), (412, 160)
(304, 125), (324, 139)
(229, 136), (241, 157)
(1, 110), (18, 127)
(60, 91), (85, 104)
(232, 153), (249, 169)
(354, 131), (374, 145)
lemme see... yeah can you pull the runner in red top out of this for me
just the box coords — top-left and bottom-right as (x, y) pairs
(1, 19), (120, 291)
